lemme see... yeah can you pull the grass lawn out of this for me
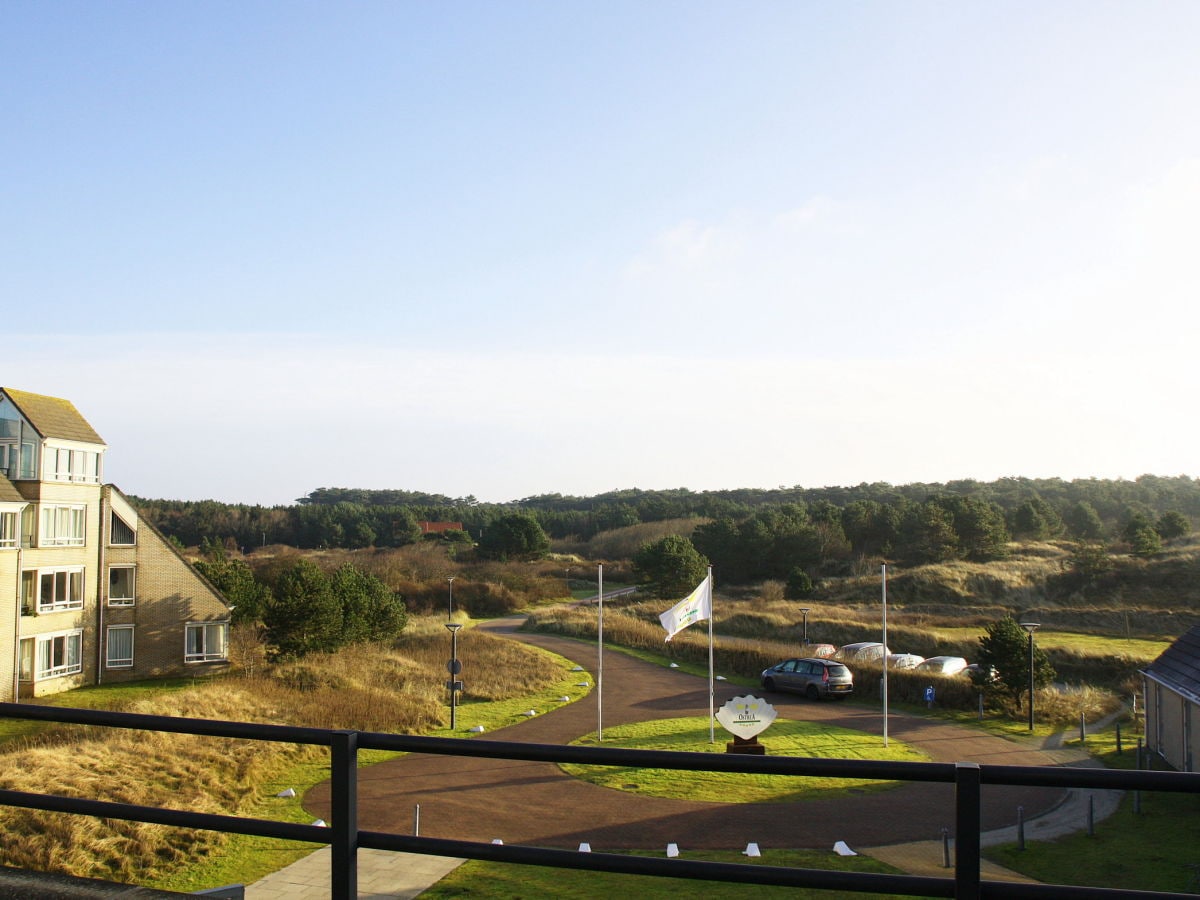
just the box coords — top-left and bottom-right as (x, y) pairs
(983, 729), (1200, 894)
(562, 716), (928, 802)
(421, 848), (924, 899)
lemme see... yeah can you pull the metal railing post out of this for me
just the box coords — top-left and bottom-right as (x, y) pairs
(954, 762), (981, 900)
(331, 730), (359, 900)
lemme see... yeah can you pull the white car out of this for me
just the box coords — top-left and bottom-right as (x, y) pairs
(834, 642), (890, 662)
(914, 656), (969, 676)
(887, 653), (924, 669)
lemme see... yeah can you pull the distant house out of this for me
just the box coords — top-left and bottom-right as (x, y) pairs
(418, 521), (464, 535)
(0, 388), (232, 701)
(1141, 625), (1200, 772)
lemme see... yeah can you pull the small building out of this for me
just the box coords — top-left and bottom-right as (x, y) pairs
(0, 388), (232, 701)
(1141, 625), (1200, 772)
(418, 521), (464, 535)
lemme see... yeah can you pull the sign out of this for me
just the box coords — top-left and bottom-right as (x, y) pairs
(924, 685), (935, 707)
(447, 659), (462, 675)
(715, 695), (777, 741)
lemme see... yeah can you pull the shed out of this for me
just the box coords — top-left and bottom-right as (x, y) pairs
(1141, 625), (1200, 772)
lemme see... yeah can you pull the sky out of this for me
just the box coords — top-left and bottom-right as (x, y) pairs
(4, 2), (1199, 506)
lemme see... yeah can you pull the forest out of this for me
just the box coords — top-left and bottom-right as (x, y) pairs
(132, 474), (1200, 586)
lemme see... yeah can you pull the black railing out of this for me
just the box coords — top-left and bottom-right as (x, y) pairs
(0, 702), (1198, 899)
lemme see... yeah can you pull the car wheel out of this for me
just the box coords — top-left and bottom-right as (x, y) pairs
(762, 678), (776, 692)
(805, 685), (821, 701)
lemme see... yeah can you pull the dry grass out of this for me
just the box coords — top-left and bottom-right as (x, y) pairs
(0, 617), (566, 884)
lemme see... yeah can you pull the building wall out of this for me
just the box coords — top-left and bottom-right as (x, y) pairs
(14, 479), (103, 697)
(99, 486), (230, 684)
(1145, 677), (1198, 772)
(0, 549), (17, 701)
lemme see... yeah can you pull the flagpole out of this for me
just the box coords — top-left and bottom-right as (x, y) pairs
(707, 566), (715, 744)
(597, 563), (604, 743)
(882, 563), (889, 748)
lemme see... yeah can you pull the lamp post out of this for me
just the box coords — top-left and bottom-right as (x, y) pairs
(447, 576), (455, 622)
(445, 622), (463, 731)
(799, 608), (811, 645)
(1020, 622), (1040, 731)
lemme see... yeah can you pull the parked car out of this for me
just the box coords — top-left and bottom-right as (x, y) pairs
(834, 642), (890, 662)
(887, 653), (925, 669)
(805, 643), (838, 659)
(962, 663), (997, 682)
(914, 656), (969, 676)
(760, 658), (854, 700)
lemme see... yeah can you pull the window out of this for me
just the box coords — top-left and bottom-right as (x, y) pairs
(106, 626), (134, 668)
(40, 504), (86, 546)
(18, 639), (33, 682)
(108, 566), (135, 606)
(185, 622), (228, 663)
(45, 447), (100, 484)
(0, 510), (16, 549)
(110, 511), (136, 546)
(35, 630), (83, 679)
(26, 566), (85, 613)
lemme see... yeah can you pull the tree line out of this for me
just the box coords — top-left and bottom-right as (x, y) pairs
(131, 474), (1198, 561)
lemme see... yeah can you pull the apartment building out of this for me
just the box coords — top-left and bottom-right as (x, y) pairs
(0, 388), (231, 701)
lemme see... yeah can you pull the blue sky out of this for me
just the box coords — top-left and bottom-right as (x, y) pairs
(5, 2), (1199, 504)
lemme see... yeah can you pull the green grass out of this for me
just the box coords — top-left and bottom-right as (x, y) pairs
(562, 716), (928, 802)
(929, 627), (1168, 660)
(421, 848), (923, 899)
(981, 729), (1200, 894)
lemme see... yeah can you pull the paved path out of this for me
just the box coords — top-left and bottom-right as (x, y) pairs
(250, 616), (1108, 896)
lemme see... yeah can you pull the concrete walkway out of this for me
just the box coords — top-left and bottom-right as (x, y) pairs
(245, 849), (463, 900)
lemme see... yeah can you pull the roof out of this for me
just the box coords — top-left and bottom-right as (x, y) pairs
(0, 471), (24, 504)
(1143, 625), (1200, 704)
(2, 388), (106, 446)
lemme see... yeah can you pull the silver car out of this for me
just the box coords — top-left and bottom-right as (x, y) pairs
(760, 658), (854, 700)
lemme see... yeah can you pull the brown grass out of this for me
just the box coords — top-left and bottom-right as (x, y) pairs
(0, 618), (565, 884)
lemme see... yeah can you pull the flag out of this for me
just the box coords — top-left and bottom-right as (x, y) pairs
(659, 576), (712, 641)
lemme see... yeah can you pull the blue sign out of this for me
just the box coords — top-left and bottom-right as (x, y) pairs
(924, 686), (935, 703)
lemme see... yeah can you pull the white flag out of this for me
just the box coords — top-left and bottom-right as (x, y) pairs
(659, 576), (712, 642)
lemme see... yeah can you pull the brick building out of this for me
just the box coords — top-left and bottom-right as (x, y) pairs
(0, 388), (231, 701)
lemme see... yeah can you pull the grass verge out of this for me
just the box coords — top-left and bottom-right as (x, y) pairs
(421, 848), (922, 899)
(563, 716), (929, 802)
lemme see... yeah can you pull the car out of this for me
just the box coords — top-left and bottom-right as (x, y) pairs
(834, 641), (890, 662)
(962, 663), (997, 682)
(760, 658), (854, 700)
(887, 653), (924, 669)
(805, 643), (838, 658)
(914, 656), (969, 676)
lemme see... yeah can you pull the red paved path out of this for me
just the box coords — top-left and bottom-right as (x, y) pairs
(306, 618), (1065, 851)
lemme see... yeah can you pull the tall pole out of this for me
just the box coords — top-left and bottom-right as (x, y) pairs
(597, 563), (604, 743)
(445, 622), (462, 731)
(1020, 622), (1040, 732)
(447, 576), (455, 621)
(707, 567), (715, 744)
(800, 608), (810, 645)
(881, 564), (889, 748)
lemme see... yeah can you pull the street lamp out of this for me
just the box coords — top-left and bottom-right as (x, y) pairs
(799, 608), (811, 645)
(1019, 622), (1041, 732)
(447, 576), (455, 622)
(445, 622), (463, 731)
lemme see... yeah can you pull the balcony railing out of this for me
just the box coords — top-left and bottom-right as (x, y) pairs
(0, 702), (1197, 899)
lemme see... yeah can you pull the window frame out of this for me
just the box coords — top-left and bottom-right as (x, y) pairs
(105, 625), (135, 669)
(27, 565), (86, 613)
(0, 510), (16, 549)
(34, 630), (83, 680)
(185, 622), (229, 664)
(40, 504), (86, 547)
(109, 510), (136, 546)
(107, 565), (136, 606)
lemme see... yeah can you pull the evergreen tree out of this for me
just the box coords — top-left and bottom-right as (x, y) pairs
(264, 560), (343, 658)
(975, 616), (1055, 706)
(632, 535), (709, 599)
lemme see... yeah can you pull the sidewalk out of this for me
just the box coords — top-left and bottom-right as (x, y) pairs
(245, 849), (463, 900)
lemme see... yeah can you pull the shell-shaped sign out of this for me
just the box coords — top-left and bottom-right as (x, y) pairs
(715, 695), (777, 740)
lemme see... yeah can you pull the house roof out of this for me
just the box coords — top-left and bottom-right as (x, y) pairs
(2, 388), (106, 446)
(1143, 625), (1200, 703)
(0, 471), (24, 504)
